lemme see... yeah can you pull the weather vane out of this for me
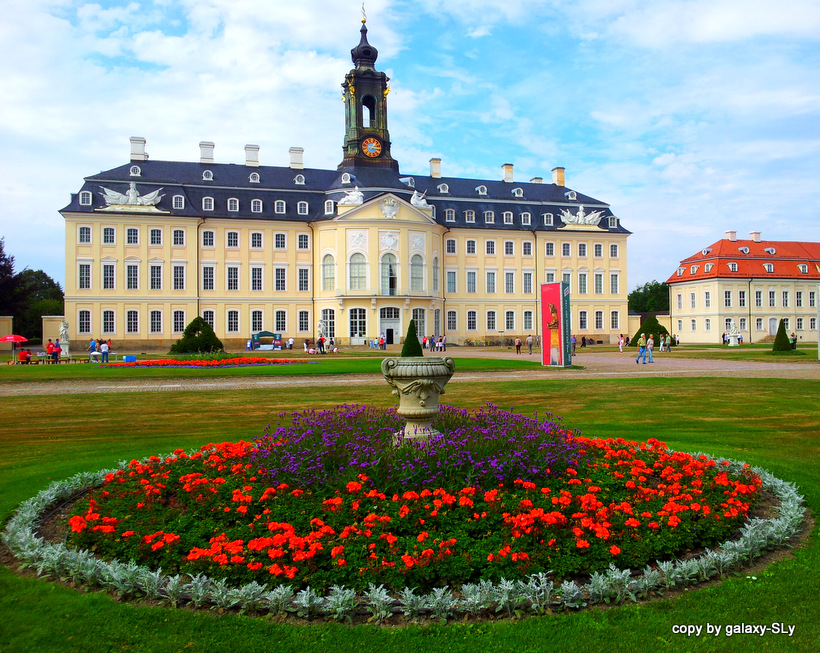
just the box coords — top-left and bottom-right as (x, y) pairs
(361, 3), (367, 23)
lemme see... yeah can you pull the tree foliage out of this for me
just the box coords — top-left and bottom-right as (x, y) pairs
(169, 317), (224, 354)
(772, 319), (792, 352)
(400, 319), (424, 357)
(0, 237), (16, 313)
(628, 281), (669, 313)
(630, 315), (673, 347)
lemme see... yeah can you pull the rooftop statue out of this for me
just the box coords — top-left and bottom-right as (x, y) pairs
(100, 182), (164, 206)
(338, 186), (364, 205)
(410, 190), (430, 208)
(559, 204), (605, 225)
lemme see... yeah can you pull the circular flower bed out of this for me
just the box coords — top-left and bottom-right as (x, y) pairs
(1, 405), (806, 620)
(103, 357), (311, 369)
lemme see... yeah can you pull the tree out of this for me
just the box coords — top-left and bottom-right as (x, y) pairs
(400, 319), (424, 357)
(630, 315), (673, 347)
(628, 281), (669, 313)
(0, 237), (15, 313)
(772, 319), (791, 352)
(169, 317), (224, 353)
(12, 269), (64, 338)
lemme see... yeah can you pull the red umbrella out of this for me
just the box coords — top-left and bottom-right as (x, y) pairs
(0, 335), (28, 343)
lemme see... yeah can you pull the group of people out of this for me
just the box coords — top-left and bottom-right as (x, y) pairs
(15, 348), (33, 364)
(514, 335), (535, 354)
(422, 335), (447, 352)
(45, 338), (63, 363)
(304, 336), (336, 354)
(634, 333), (673, 363)
(87, 338), (112, 363)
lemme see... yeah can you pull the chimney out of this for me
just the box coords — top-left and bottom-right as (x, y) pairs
(530, 177), (543, 184)
(244, 144), (260, 167)
(289, 147), (304, 170)
(130, 136), (147, 161)
(502, 163), (514, 183)
(552, 167), (565, 186)
(429, 157), (442, 178)
(199, 141), (215, 164)
(750, 231), (761, 243)
(725, 230), (737, 242)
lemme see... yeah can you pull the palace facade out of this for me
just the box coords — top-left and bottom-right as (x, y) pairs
(666, 231), (820, 345)
(61, 20), (630, 349)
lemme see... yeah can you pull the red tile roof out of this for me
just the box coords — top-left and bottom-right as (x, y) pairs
(667, 239), (820, 284)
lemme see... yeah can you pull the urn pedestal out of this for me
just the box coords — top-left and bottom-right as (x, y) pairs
(381, 356), (455, 445)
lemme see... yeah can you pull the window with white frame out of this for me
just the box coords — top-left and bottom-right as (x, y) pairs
(522, 242), (532, 257)
(79, 191), (92, 206)
(796, 291), (803, 307)
(505, 310), (515, 330)
(227, 231), (239, 248)
(202, 230), (214, 247)
(610, 244), (619, 258)
(324, 199), (335, 215)
(173, 265), (185, 290)
(410, 255), (424, 291)
(465, 210), (475, 223)
(610, 310), (620, 329)
(202, 197), (214, 211)
(126, 228), (139, 245)
(704, 291), (711, 308)
(298, 234), (310, 250)
(173, 229), (185, 246)
(594, 273), (603, 294)
(298, 310), (309, 332)
(102, 310), (114, 334)
(101, 263), (113, 290)
(252, 310), (263, 333)
(562, 272), (571, 288)
(739, 317), (747, 331)
(150, 310), (162, 334)
(297, 201), (309, 215)
(349, 253), (366, 290)
(274, 200), (286, 214)
(677, 319), (683, 332)
(275, 233), (286, 249)
(202, 170), (213, 181)
(594, 243), (603, 257)
(755, 290), (762, 307)
(251, 232), (263, 249)
(126, 263), (139, 290)
(728, 262), (738, 272)
(739, 290), (747, 307)
(756, 317), (764, 330)
(467, 310), (477, 331)
(126, 310), (139, 334)
(250, 172), (261, 183)
(769, 290), (776, 307)
(610, 273), (619, 295)
(486, 310), (496, 331)
(274, 267), (286, 291)
(486, 271), (496, 293)
(690, 319), (697, 331)
(173, 195), (185, 209)
(298, 267), (310, 292)
(466, 240), (476, 255)
(724, 318), (732, 331)
(251, 266), (263, 291)
(505, 271), (515, 294)
(783, 318), (790, 330)
(202, 265), (214, 291)
(79, 263), (91, 289)
(578, 272), (587, 294)
(764, 263), (774, 273)
(251, 199), (262, 213)
(446, 270), (456, 293)
(521, 212), (531, 225)
(810, 317), (817, 330)
(690, 292), (696, 309)
(524, 310), (533, 330)
(523, 271), (533, 294)
(412, 308), (426, 338)
(150, 264), (162, 290)
(561, 243), (571, 257)
(227, 310), (239, 333)
(810, 291), (817, 307)
(484, 211), (495, 223)
(150, 228), (162, 246)
(503, 211), (513, 224)
(782, 290), (789, 307)
(677, 293), (682, 310)
(579, 311), (588, 330)
(705, 318), (711, 331)
(504, 241), (514, 256)
(447, 310), (457, 331)
(433, 258), (439, 292)
(78, 310), (91, 334)
(103, 227), (115, 244)
(322, 308), (336, 338)
(445, 209), (456, 222)
(578, 243), (587, 257)
(467, 271), (477, 293)
(202, 310), (215, 330)
(446, 239), (456, 254)
(486, 240), (495, 255)
(545, 242), (555, 257)
(543, 213), (553, 226)
(797, 317), (804, 330)
(173, 310), (186, 333)
(608, 216), (618, 228)
(322, 254), (335, 290)
(227, 266), (239, 291)
(594, 311), (603, 330)
(79, 226), (91, 244)
(724, 290), (732, 307)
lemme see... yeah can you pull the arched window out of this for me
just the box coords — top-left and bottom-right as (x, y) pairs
(324, 199), (335, 214)
(227, 198), (239, 212)
(249, 172), (260, 183)
(322, 254), (336, 291)
(349, 253), (367, 290)
(381, 254), (398, 296)
(251, 199), (262, 213)
(202, 170), (213, 181)
(274, 200), (286, 214)
(297, 201), (309, 215)
(432, 256), (439, 292)
(202, 197), (214, 211)
(412, 308), (426, 339)
(410, 254), (424, 291)
(362, 95), (376, 128)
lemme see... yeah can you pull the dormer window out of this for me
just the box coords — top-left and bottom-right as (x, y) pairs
(79, 191), (92, 206)
(566, 190), (577, 201)
(251, 199), (262, 213)
(704, 263), (714, 273)
(324, 199), (335, 215)
(690, 265), (699, 274)
(763, 263), (774, 273)
(274, 200), (286, 214)
(341, 173), (352, 185)
(738, 246), (749, 254)
(294, 174), (305, 185)
(476, 185), (487, 196)
(608, 216), (618, 228)
(464, 210), (475, 223)
(202, 170), (213, 181)
(728, 262), (738, 272)
(401, 177), (415, 188)
(503, 211), (513, 224)
(484, 210), (495, 223)
(512, 187), (523, 198)
(249, 172), (260, 183)
(521, 212), (531, 225)
(445, 209), (456, 222)
(702, 248), (712, 255)
(677, 267), (684, 276)
(202, 197), (214, 211)
(129, 166), (141, 177)
(297, 201), (309, 215)
(764, 247), (776, 255)
(543, 213), (554, 226)
(798, 264), (808, 273)
(437, 183), (449, 194)
(172, 195), (185, 210)
(227, 198), (239, 212)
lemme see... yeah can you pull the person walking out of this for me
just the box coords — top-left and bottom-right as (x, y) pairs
(526, 334), (533, 354)
(514, 337), (522, 354)
(618, 334), (624, 353)
(636, 333), (647, 364)
(87, 338), (97, 362)
(100, 339), (110, 363)
(571, 334), (577, 356)
(647, 334), (655, 363)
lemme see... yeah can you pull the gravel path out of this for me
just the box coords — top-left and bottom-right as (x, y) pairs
(2, 349), (817, 396)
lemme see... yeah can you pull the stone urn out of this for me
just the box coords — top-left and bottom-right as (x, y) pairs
(382, 356), (455, 445)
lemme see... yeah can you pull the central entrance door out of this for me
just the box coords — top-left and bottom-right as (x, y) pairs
(380, 307), (401, 345)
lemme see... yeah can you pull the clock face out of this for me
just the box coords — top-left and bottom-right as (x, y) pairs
(362, 137), (382, 158)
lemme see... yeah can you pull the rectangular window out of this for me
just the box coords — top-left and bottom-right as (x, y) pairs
(545, 242), (555, 257)
(227, 231), (239, 248)
(228, 310), (239, 333)
(676, 293), (682, 310)
(486, 310), (496, 331)
(610, 244), (619, 258)
(739, 290), (746, 307)
(610, 273), (619, 295)
(796, 317), (804, 330)
(484, 211), (495, 223)
(739, 317), (747, 331)
(504, 241), (514, 256)
(796, 291), (803, 307)
(610, 310), (620, 329)
(202, 230), (214, 247)
(594, 273), (603, 294)
(523, 242), (532, 256)
(578, 273), (587, 294)
(79, 226), (91, 244)
(579, 311), (588, 330)
(523, 271), (533, 294)
(173, 265), (185, 290)
(150, 310), (162, 334)
(227, 266), (239, 291)
(505, 271), (514, 293)
(561, 243), (571, 257)
(202, 266), (214, 291)
(103, 227), (115, 244)
(706, 318), (712, 332)
(275, 268), (286, 291)
(103, 263), (115, 289)
(467, 271), (477, 293)
(79, 263), (91, 289)
(755, 290), (762, 307)
(251, 232), (263, 249)
(594, 311), (603, 330)
(465, 210), (475, 223)
(545, 272), (555, 283)
(446, 239), (456, 254)
(782, 291), (789, 307)
(578, 243), (587, 257)
(252, 310), (264, 333)
(102, 310), (115, 334)
(691, 319), (697, 331)
(126, 264), (139, 290)
(412, 308), (426, 339)
(78, 310), (91, 334)
(298, 268), (309, 292)
(251, 267), (263, 291)
(447, 270), (456, 293)
(173, 229), (185, 246)
(321, 309), (335, 338)
(811, 317), (817, 330)
(769, 291), (776, 307)
(298, 310), (309, 332)
(486, 271), (496, 293)
(349, 308), (366, 337)
(704, 291), (711, 308)
(505, 310), (515, 330)
(126, 310), (139, 334)
(150, 229), (162, 246)
(127, 228), (139, 245)
(447, 310), (457, 331)
(466, 240), (476, 255)
(150, 265), (162, 290)
(467, 310), (477, 331)
(173, 310), (186, 333)
(202, 310), (215, 330)
(690, 292), (696, 309)
(524, 310), (533, 331)
(275, 233), (286, 249)
(594, 243), (603, 257)
(724, 290), (732, 307)
(486, 241), (495, 255)
(298, 234), (310, 250)
(783, 318), (790, 330)
(562, 272), (571, 289)
(756, 317), (763, 330)
(810, 291), (816, 308)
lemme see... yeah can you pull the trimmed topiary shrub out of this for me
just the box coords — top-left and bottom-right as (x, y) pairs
(630, 315), (672, 347)
(772, 318), (791, 352)
(169, 317), (224, 354)
(400, 319), (424, 357)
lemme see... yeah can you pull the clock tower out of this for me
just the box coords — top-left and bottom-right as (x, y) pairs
(338, 18), (399, 171)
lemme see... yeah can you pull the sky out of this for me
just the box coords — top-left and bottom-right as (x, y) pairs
(2, 0), (819, 292)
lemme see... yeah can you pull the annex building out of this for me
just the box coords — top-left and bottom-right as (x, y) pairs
(61, 20), (630, 349)
(666, 230), (820, 345)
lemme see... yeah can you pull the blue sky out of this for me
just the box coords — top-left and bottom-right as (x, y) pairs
(2, 0), (819, 292)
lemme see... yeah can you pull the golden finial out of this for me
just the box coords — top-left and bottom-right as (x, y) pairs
(361, 3), (367, 23)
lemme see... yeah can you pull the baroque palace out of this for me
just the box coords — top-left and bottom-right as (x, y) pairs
(667, 230), (820, 345)
(61, 20), (630, 349)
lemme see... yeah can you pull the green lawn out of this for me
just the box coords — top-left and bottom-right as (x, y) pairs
(1, 377), (818, 652)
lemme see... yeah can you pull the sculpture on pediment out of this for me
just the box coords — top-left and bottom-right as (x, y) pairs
(381, 197), (399, 219)
(558, 204), (605, 225)
(410, 190), (430, 209)
(338, 186), (364, 206)
(100, 182), (164, 206)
